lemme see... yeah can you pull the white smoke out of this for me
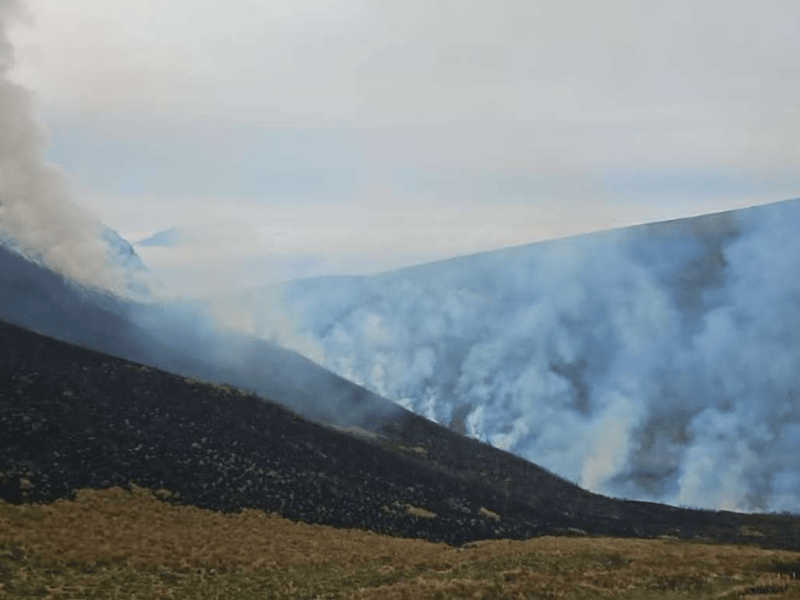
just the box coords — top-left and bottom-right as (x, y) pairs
(0, 1), (141, 296)
(213, 199), (800, 513)
(7, 0), (793, 513)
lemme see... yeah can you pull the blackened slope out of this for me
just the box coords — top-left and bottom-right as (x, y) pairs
(0, 318), (556, 544)
(0, 244), (148, 360)
(373, 412), (603, 522)
(366, 410), (787, 548)
(0, 243), (401, 427)
(2, 319), (800, 549)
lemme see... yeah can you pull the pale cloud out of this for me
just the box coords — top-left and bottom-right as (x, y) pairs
(7, 0), (800, 171)
(4, 0), (800, 294)
(77, 190), (711, 263)
(81, 188), (771, 297)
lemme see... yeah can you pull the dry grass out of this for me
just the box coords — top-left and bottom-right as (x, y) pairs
(1, 487), (799, 599)
(329, 425), (428, 459)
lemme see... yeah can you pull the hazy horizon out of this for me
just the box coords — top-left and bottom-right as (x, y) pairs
(4, 0), (800, 295)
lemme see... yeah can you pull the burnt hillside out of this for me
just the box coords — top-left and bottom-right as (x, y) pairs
(2, 319), (799, 549)
(0, 243), (404, 428)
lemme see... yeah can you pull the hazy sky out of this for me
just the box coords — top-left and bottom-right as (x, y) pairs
(7, 0), (800, 294)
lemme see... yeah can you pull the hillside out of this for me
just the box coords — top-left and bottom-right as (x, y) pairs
(2, 319), (800, 552)
(3, 487), (799, 599)
(0, 240), (402, 429)
(204, 197), (800, 512)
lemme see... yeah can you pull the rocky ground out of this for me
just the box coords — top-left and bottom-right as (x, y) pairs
(1, 319), (799, 549)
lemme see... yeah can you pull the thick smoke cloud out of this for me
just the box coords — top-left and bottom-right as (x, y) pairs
(0, 1), (144, 296)
(3, 0), (797, 514)
(216, 199), (800, 513)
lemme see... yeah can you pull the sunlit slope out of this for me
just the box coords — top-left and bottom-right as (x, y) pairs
(214, 198), (800, 512)
(2, 487), (799, 600)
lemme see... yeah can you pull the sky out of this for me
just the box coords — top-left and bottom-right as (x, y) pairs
(6, 0), (800, 296)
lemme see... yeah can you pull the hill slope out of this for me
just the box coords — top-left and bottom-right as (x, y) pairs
(207, 198), (800, 512)
(2, 319), (799, 550)
(0, 240), (401, 428)
(3, 487), (800, 599)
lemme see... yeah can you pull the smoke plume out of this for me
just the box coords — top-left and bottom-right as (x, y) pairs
(3, 0), (797, 515)
(0, 1), (138, 295)
(215, 199), (800, 513)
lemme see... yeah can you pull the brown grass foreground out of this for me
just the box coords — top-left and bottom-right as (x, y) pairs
(1, 487), (799, 599)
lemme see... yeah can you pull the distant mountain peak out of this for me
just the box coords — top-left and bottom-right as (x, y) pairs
(136, 227), (190, 248)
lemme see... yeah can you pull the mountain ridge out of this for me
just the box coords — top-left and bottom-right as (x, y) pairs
(204, 196), (800, 511)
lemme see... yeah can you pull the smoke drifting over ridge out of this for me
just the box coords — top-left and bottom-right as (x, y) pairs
(0, 1), (140, 295)
(3, 0), (797, 514)
(213, 199), (800, 513)
(0, 0), (394, 433)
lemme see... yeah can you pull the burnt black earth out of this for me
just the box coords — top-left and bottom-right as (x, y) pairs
(1, 319), (799, 549)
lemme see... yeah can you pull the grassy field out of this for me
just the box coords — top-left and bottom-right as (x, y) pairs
(1, 487), (799, 599)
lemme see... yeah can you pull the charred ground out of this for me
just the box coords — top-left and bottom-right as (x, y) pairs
(1, 319), (799, 550)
